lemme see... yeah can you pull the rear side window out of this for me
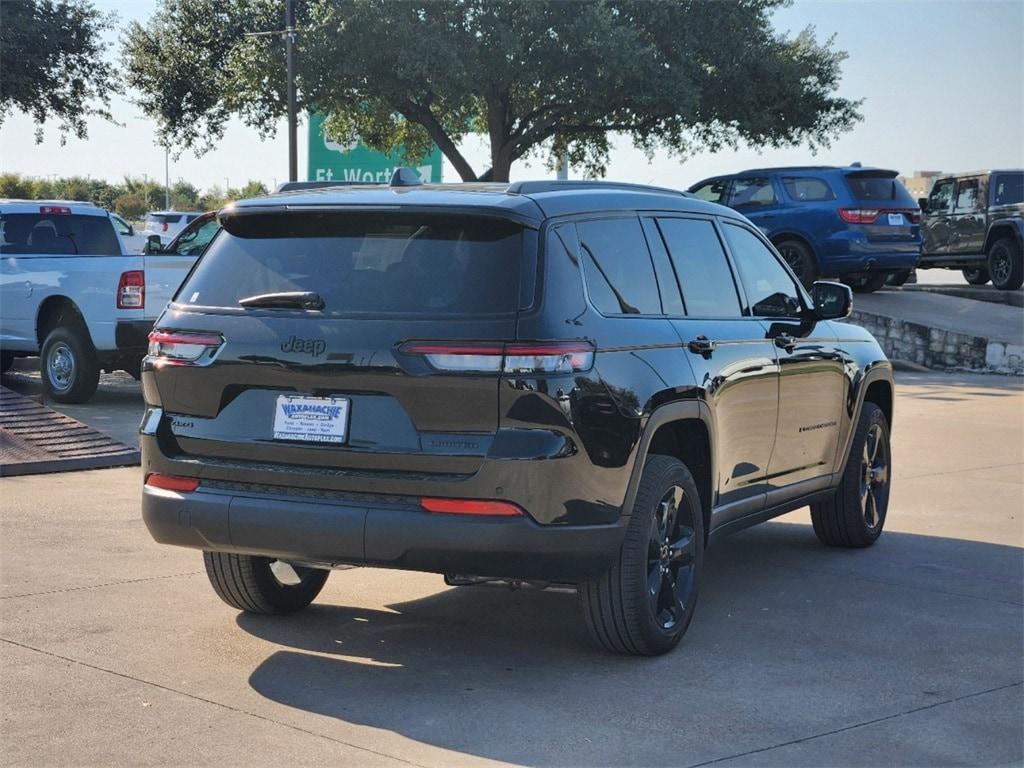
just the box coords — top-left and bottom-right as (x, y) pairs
(0, 213), (121, 255)
(146, 214), (182, 226)
(728, 177), (777, 208)
(844, 174), (916, 205)
(954, 179), (981, 211)
(169, 218), (219, 256)
(690, 179), (728, 204)
(177, 213), (523, 316)
(991, 173), (1023, 206)
(577, 217), (661, 315)
(655, 217), (741, 317)
(782, 177), (835, 202)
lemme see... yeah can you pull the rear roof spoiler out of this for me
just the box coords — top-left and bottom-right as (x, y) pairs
(844, 169), (899, 179)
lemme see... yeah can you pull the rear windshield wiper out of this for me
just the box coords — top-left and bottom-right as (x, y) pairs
(238, 291), (325, 311)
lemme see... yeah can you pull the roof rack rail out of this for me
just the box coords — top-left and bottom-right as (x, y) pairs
(505, 179), (690, 197)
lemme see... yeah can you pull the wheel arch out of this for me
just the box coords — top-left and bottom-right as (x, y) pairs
(984, 220), (1024, 253)
(621, 401), (715, 543)
(863, 378), (893, 428)
(35, 295), (94, 349)
(770, 231), (817, 257)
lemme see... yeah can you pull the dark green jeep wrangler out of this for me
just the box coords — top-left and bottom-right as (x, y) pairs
(918, 170), (1023, 290)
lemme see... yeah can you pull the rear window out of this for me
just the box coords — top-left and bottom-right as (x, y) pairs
(992, 173), (1023, 206)
(0, 213), (121, 255)
(146, 214), (182, 225)
(782, 177), (835, 202)
(176, 213), (523, 316)
(844, 174), (916, 205)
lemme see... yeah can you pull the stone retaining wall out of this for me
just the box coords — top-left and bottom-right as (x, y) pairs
(849, 310), (1023, 374)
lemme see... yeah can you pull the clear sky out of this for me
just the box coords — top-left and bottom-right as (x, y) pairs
(1, 0), (1021, 191)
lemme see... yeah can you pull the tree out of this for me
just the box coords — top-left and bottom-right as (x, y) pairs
(0, 0), (118, 142)
(237, 180), (270, 199)
(126, 1), (860, 182)
(115, 194), (148, 221)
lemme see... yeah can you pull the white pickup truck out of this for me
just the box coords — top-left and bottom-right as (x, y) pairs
(0, 201), (207, 402)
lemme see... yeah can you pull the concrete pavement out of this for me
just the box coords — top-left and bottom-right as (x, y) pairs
(1, 372), (1022, 767)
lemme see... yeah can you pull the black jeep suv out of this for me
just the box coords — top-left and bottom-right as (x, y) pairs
(141, 176), (894, 656)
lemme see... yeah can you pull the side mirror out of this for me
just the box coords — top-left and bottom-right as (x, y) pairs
(810, 281), (852, 320)
(144, 234), (163, 254)
(917, 197), (929, 212)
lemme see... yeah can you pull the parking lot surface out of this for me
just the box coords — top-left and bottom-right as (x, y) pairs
(1, 372), (1022, 767)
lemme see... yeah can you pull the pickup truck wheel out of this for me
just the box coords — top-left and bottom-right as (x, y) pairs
(988, 237), (1023, 290)
(846, 273), (888, 293)
(203, 552), (329, 614)
(885, 270), (911, 287)
(811, 402), (890, 548)
(962, 267), (990, 285)
(580, 455), (704, 655)
(40, 326), (100, 403)
(776, 240), (819, 288)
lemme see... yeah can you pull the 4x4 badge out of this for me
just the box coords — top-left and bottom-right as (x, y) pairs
(281, 335), (326, 357)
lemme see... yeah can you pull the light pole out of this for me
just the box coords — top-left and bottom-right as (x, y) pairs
(285, 0), (298, 182)
(164, 145), (170, 209)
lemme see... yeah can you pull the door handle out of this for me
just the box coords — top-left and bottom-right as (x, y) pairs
(774, 334), (796, 352)
(688, 335), (716, 357)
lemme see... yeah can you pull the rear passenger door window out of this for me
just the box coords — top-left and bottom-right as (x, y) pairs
(577, 217), (662, 315)
(654, 217), (742, 317)
(721, 224), (803, 318)
(728, 177), (777, 209)
(781, 177), (835, 202)
(954, 178), (981, 211)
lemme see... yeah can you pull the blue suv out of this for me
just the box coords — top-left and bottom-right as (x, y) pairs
(689, 166), (922, 291)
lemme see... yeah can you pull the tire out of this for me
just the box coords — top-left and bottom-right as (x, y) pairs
(847, 272), (888, 294)
(962, 267), (990, 285)
(203, 551), (329, 614)
(40, 326), (100, 403)
(580, 455), (704, 655)
(775, 239), (819, 288)
(987, 237), (1023, 290)
(811, 402), (891, 548)
(1, 351), (13, 374)
(886, 270), (911, 287)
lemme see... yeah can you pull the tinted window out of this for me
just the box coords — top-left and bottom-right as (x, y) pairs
(577, 217), (661, 315)
(929, 179), (955, 211)
(992, 173), (1023, 206)
(782, 177), (835, 202)
(690, 179), (728, 204)
(845, 174), (916, 205)
(728, 177), (776, 208)
(111, 214), (132, 235)
(656, 217), (741, 317)
(0, 213), (121, 255)
(722, 224), (802, 318)
(171, 218), (219, 256)
(177, 213), (522, 316)
(146, 213), (182, 226)
(641, 219), (684, 316)
(955, 179), (981, 211)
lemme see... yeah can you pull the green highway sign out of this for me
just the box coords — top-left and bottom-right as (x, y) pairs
(307, 113), (443, 183)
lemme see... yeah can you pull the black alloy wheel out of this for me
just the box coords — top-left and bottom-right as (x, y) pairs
(859, 421), (890, 532)
(646, 485), (698, 632)
(776, 239), (818, 288)
(962, 267), (990, 285)
(581, 455), (705, 655)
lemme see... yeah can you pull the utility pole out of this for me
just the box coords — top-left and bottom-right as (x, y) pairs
(557, 150), (569, 181)
(164, 145), (170, 209)
(285, 0), (298, 182)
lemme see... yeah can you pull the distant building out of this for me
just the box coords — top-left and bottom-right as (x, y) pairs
(899, 171), (943, 200)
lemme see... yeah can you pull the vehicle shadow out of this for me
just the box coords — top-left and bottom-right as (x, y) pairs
(237, 521), (1023, 766)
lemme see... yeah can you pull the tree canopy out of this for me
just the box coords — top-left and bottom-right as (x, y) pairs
(0, 0), (119, 142)
(124, 0), (861, 181)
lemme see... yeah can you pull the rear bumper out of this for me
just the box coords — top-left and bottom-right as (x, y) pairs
(115, 319), (153, 353)
(142, 483), (626, 580)
(823, 248), (920, 273)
